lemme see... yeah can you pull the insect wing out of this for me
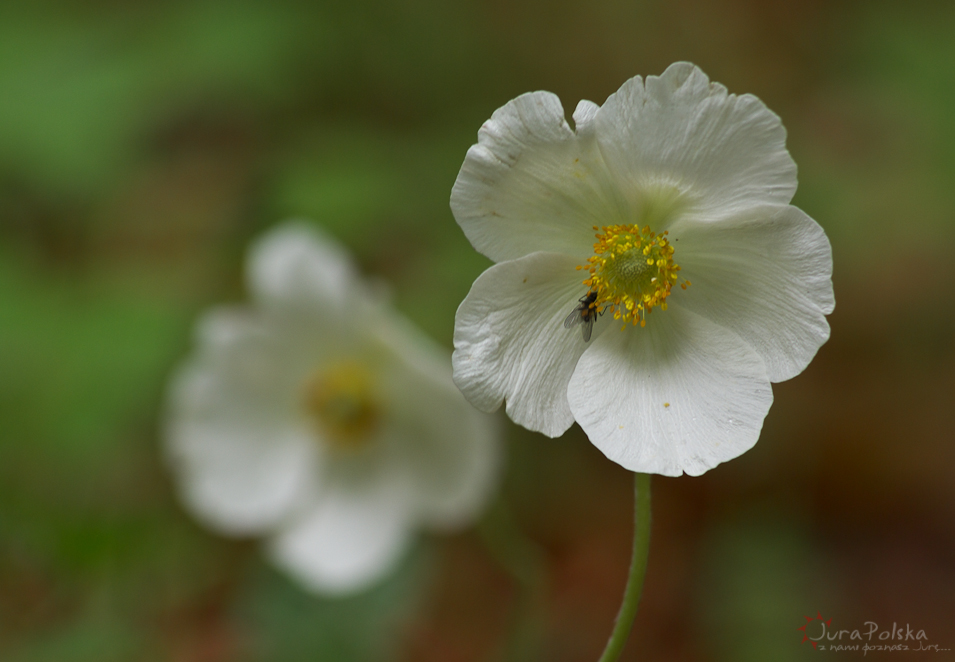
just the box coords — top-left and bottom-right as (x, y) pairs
(564, 306), (584, 329)
(564, 304), (595, 342)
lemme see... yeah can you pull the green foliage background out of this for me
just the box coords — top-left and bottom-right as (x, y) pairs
(2, 1), (954, 660)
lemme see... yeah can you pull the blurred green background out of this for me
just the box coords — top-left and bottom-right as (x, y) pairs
(1, 0), (954, 660)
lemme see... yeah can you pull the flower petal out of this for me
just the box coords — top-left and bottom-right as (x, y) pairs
(451, 92), (626, 263)
(373, 316), (500, 528)
(188, 307), (317, 410)
(567, 305), (773, 476)
(165, 365), (318, 534)
(453, 251), (604, 437)
(595, 62), (797, 221)
(672, 204), (834, 382)
(572, 99), (600, 135)
(247, 221), (358, 311)
(164, 307), (333, 534)
(266, 480), (414, 595)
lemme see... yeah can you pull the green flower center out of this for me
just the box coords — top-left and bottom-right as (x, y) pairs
(579, 224), (690, 328)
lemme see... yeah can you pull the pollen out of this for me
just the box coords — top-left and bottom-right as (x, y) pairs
(303, 360), (381, 450)
(580, 224), (688, 329)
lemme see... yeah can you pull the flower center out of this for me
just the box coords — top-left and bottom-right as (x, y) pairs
(303, 360), (381, 450)
(578, 224), (690, 328)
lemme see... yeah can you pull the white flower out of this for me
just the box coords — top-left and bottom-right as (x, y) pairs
(164, 223), (500, 594)
(451, 63), (833, 476)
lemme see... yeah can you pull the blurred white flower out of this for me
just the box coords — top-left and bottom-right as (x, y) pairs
(165, 223), (499, 594)
(451, 62), (833, 476)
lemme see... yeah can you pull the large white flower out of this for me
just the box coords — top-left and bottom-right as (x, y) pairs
(451, 63), (833, 476)
(165, 222), (499, 594)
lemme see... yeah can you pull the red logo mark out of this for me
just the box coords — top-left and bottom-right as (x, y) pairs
(799, 612), (832, 649)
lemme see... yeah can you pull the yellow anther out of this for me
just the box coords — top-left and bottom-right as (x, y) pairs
(575, 224), (690, 329)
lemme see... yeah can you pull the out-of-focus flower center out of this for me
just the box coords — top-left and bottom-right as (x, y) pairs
(303, 361), (381, 450)
(578, 224), (690, 328)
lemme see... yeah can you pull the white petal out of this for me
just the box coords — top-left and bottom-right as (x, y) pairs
(672, 204), (834, 382)
(573, 99), (600, 135)
(189, 307), (313, 411)
(164, 306), (331, 534)
(372, 316), (501, 528)
(595, 62), (797, 221)
(453, 251), (606, 437)
(186, 303), (365, 424)
(567, 305), (773, 476)
(451, 92), (626, 263)
(267, 481), (414, 595)
(165, 365), (318, 534)
(247, 221), (358, 311)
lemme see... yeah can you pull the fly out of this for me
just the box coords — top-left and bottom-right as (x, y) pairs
(563, 289), (601, 342)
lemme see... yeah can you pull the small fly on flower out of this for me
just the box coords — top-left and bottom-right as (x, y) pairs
(563, 289), (601, 342)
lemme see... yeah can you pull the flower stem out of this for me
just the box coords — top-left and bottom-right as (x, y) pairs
(477, 495), (548, 662)
(598, 472), (651, 662)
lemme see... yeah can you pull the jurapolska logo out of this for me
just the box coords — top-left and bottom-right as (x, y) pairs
(799, 612), (831, 650)
(798, 612), (950, 653)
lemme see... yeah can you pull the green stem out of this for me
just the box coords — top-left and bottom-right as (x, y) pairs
(477, 495), (548, 662)
(598, 472), (652, 662)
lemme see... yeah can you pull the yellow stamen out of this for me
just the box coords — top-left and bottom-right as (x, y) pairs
(303, 360), (381, 450)
(578, 224), (689, 329)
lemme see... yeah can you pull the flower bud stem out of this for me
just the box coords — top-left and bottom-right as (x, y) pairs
(598, 472), (651, 662)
